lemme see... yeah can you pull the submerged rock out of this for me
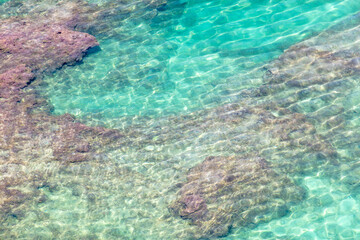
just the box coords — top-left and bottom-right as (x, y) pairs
(0, 17), (98, 75)
(0, 2), (121, 223)
(0, 65), (34, 98)
(247, 16), (360, 124)
(262, 18), (360, 90)
(170, 155), (305, 238)
(0, 0), (349, 238)
(160, 104), (336, 238)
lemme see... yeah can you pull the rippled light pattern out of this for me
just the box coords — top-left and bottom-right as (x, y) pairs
(2, 0), (360, 239)
(40, 0), (360, 128)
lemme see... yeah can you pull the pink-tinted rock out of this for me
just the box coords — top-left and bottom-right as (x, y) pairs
(0, 18), (98, 75)
(0, 3), (111, 221)
(0, 65), (34, 98)
(176, 194), (207, 220)
(0, 1), (343, 238)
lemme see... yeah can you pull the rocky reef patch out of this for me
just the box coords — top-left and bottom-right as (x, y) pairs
(0, 0), (123, 227)
(160, 102), (336, 238)
(169, 155), (305, 238)
(163, 11), (360, 239)
(1, 0), (360, 239)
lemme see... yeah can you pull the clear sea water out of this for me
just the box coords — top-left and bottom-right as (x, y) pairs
(39, 0), (360, 128)
(3, 0), (360, 239)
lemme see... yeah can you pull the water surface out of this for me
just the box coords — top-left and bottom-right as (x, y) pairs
(39, 0), (360, 128)
(3, 0), (360, 239)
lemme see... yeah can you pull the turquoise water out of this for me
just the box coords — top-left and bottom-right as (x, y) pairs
(3, 0), (360, 239)
(39, 0), (360, 128)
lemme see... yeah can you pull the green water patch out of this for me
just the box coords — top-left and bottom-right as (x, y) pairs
(38, 0), (360, 128)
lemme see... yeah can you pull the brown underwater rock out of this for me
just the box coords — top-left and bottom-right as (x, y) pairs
(0, 5), (117, 222)
(0, 100), (125, 221)
(261, 21), (360, 91)
(243, 19), (360, 127)
(0, 0), (170, 236)
(0, 17), (98, 76)
(0, 0), (343, 238)
(0, 65), (34, 99)
(161, 103), (337, 239)
(170, 155), (305, 238)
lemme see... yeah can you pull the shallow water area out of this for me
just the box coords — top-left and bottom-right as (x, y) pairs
(3, 0), (360, 239)
(38, 0), (360, 128)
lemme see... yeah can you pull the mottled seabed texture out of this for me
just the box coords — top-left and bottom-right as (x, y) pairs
(2, 0), (360, 239)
